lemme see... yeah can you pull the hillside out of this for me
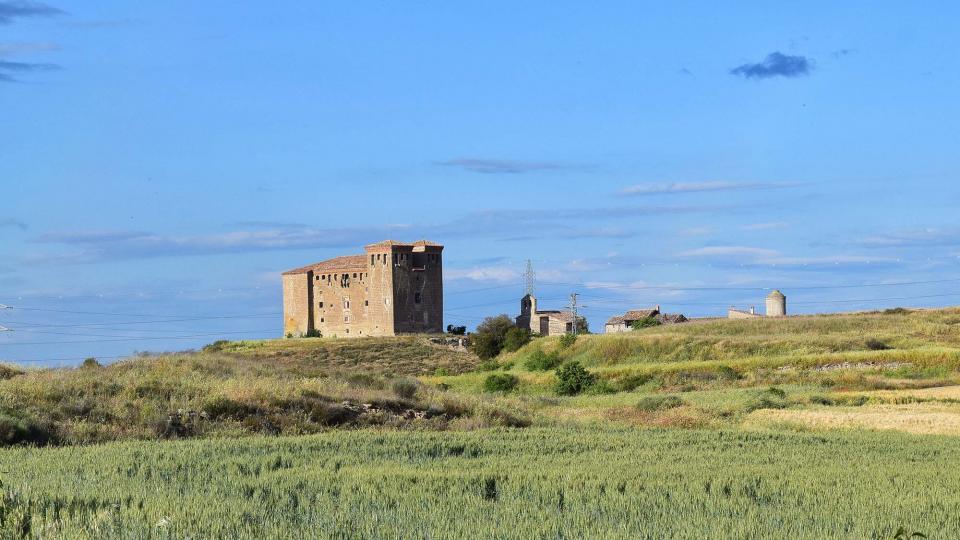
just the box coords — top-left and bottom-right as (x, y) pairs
(4, 308), (960, 446)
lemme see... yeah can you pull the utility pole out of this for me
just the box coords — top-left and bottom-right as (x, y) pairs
(568, 293), (579, 335)
(523, 260), (536, 297)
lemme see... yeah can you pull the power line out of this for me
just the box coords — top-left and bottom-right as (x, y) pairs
(4, 306), (281, 318)
(0, 313), (281, 330)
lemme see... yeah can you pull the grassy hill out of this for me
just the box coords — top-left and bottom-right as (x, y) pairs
(3, 308), (960, 537)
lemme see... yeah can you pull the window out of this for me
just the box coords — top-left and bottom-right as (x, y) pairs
(319, 301), (324, 308)
(320, 317), (324, 323)
(371, 255), (374, 265)
(415, 292), (422, 304)
(364, 300), (369, 306)
(344, 316), (349, 322)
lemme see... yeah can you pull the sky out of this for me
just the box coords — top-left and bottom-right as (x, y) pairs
(2, 1), (960, 366)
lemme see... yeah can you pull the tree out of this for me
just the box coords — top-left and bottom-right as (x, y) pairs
(470, 315), (516, 360)
(575, 316), (590, 334)
(630, 317), (661, 330)
(502, 327), (531, 353)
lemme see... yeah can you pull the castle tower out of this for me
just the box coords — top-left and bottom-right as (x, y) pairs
(766, 290), (786, 317)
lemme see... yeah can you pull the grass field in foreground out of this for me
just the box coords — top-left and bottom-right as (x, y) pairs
(0, 426), (952, 539)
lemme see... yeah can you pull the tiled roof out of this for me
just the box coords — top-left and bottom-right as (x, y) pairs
(282, 255), (367, 275)
(537, 310), (576, 322)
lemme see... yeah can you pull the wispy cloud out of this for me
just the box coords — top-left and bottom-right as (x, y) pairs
(619, 181), (798, 196)
(0, 58), (60, 82)
(730, 52), (813, 79)
(677, 245), (896, 269)
(0, 41), (58, 56)
(858, 228), (959, 248)
(0, 1), (62, 24)
(0, 217), (28, 230)
(678, 246), (780, 259)
(446, 266), (519, 283)
(436, 158), (565, 174)
(740, 221), (789, 232)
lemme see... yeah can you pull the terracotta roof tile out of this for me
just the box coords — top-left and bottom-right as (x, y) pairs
(282, 254), (367, 275)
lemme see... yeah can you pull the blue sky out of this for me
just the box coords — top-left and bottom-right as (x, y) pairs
(2, 1), (959, 365)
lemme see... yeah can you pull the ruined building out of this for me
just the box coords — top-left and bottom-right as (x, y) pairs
(282, 240), (443, 337)
(516, 294), (578, 336)
(604, 306), (688, 333)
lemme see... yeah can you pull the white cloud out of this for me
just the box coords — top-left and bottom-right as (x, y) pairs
(446, 266), (519, 283)
(619, 181), (799, 196)
(678, 246), (780, 259)
(740, 222), (789, 231)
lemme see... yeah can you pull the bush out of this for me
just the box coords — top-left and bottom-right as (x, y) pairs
(202, 396), (259, 420)
(865, 339), (892, 351)
(631, 317), (661, 330)
(304, 328), (322, 338)
(202, 340), (231, 353)
(883, 307), (910, 315)
(809, 395), (834, 405)
(391, 378), (419, 399)
(470, 315), (516, 359)
(502, 327), (531, 353)
(555, 361), (597, 396)
(476, 360), (501, 372)
(616, 372), (653, 392)
(636, 395), (685, 412)
(0, 412), (54, 446)
(524, 349), (562, 371)
(81, 357), (101, 369)
(483, 373), (518, 393)
(558, 333), (578, 349)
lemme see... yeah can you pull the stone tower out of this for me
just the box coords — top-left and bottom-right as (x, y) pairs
(766, 289), (786, 317)
(281, 240), (443, 337)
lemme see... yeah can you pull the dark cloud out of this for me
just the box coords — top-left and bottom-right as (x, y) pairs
(0, 1), (63, 24)
(0, 218), (28, 230)
(0, 59), (59, 82)
(831, 48), (856, 59)
(436, 158), (565, 174)
(730, 52), (812, 79)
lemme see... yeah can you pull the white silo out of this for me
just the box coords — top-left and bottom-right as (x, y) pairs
(766, 290), (786, 317)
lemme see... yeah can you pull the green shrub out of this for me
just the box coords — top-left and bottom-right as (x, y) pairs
(391, 378), (419, 399)
(202, 340), (231, 353)
(483, 373), (518, 393)
(631, 317), (661, 330)
(470, 315), (516, 359)
(202, 396), (259, 420)
(865, 339), (892, 351)
(434, 367), (450, 376)
(304, 328), (322, 338)
(524, 349), (561, 371)
(883, 307), (910, 315)
(716, 365), (740, 380)
(555, 361), (597, 396)
(616, 372), (654, 392)
(558, 333), (578, 349)
(81, 357), (101, 369)
(502, 327), (531, 353)
(635, 395), (685, 412)
(809, 395), (834, 405)
(0, 412), (54, 446)
(476, 360), (500, 372)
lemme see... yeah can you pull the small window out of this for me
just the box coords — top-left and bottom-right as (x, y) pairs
(319, 301), (324, 308)
(371, 255), (374, 265)
(320, 317), (324, 323)
(353, 273), (357, 278)
(344, 316), (349, 322)
(364, 300), (369, 306)
(415, 292), (422, 304)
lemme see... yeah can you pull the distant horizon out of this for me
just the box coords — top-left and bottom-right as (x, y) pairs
(3, 1), (960, 364)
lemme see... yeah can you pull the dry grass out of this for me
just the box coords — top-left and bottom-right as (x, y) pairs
(748, 402), (960, 435)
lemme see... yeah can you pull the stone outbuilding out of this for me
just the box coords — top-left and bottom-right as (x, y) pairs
(604, 306), (688, 333)
(728, 289), (787, 319)
(515, 294), (578, 336)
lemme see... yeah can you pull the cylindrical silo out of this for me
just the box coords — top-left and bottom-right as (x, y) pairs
(766, 290), (786, 317)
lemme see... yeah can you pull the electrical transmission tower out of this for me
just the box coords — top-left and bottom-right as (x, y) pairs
(523, 259), (536, 296)
(568, 293), (580, 335)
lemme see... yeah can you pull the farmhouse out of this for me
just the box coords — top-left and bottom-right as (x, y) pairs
(604, 306), (688, 333)
(515, 294), (578, 336)
(282, 240), (443, 338)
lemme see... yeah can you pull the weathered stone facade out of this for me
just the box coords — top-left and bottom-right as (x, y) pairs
(282, 240), (443, 338)
(515, 294), (576, 336)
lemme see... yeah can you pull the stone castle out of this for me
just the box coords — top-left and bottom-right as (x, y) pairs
(282, 240), (443, 337)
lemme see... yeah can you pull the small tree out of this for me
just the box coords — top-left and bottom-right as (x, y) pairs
(470, 315), (516, 359)
(558, 332), (578, 349)
(502, 327), (531, 353)
(575, 316), (590, 334)
(555, 361), (597, 396)
(81, 357), (101, 369)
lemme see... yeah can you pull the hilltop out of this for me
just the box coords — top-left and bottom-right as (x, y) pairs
(4, 307), (960, 446)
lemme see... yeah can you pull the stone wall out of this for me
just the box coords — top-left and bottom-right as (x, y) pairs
(282, 273), (312, 336)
